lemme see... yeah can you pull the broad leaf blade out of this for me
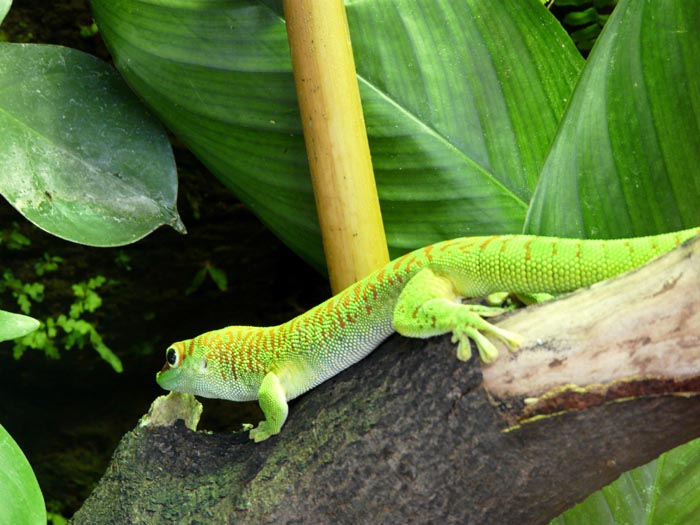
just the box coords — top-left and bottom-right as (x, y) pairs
(552, 440), (700, 524)
(0, 0), (10, 26)
(526, 0), (700, 238)
(0, 423), (45, 525)
(0, 310), (39, 342)
(0, 43), (185, 246)
(349, 0), (583, 251)
(91, 0), (582, 266)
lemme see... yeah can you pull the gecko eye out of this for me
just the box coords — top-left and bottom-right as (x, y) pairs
(166, 346), (180, 367)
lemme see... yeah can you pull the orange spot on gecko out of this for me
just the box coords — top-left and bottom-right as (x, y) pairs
(376, 269), (386, 285)
(392, 253), (410, 271)
(287, 317), (298, 338)
(253, 331), (264, 358)
(458, 240), (478, 253)
(524, 240), (532, 261)
(438, 240), (460, 252)
(324, 298), (335, 314)
(479, 237), (496, 251)
(310, 304), (324, 332)
(403, 255), (421, 274)
(423, 245), (435, 262)
(240, 331), (255, 366)
(188, 338), (196, 356)
(363, 281), (378, 302)
(551, 241), (558, 257)
(241, 330), (254, 346)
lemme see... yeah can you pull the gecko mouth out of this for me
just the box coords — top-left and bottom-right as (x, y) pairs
(156, 367), (176, 389)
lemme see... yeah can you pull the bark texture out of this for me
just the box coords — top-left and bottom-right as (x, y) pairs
(70, 238), (700, 525)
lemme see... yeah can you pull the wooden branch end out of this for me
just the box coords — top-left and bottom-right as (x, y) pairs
(483, 236), (700, 424)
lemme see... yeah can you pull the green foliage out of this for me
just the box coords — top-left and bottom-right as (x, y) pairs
(47, 511), (67, 525)
(552, 440), (700, 524)
(0, 270), (44, 315)
(70, 276), (106, 317)
(34, 254), (63, 277)
(78, 21), (98, 39)
(11, 274), (123, 373)
(0, 222), (31, 250)
(0, 310), (39, 342)
(0, 423), (46, 524)
(0, 0), (10, 26)
(0, 38), (184, 246)
(186, 262), (228, 296)
(114, 251), (132, 271)
(0, 225), (121, 371)
(0, 0), (177, 517)
(91, 0), (583, 270)
(0, 222), (45, 525)
(526, 0), (700, 237)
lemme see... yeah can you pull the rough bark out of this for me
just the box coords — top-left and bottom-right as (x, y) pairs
(70, 238), (700, 525)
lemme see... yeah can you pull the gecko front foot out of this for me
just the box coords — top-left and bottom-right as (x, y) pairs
(451, 319), (523, 363)
(393, 267), (525, 365)
(249, 421), (277, 442)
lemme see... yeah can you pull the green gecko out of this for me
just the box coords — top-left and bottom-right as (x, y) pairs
(157, 228), (699, 441)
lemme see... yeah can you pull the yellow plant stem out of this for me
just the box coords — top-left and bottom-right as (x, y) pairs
(283, 0), (389, 293)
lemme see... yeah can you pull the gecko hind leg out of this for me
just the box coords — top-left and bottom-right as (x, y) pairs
(393, 268), (523, 364)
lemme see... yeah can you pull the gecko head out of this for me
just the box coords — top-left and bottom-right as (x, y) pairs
(156, 340), (213, 396)
(157, 329), (266, 402)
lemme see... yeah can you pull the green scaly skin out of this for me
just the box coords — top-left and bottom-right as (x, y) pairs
(157, 228), (699, 441)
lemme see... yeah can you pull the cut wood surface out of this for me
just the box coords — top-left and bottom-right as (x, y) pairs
(70, 238), (700, 525)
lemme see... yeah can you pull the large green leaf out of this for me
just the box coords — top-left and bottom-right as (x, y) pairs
(0, 423), (45, 525)
(0, 0), (10, 26)
(526, 0), (700, 237)
(90, 0), (582, 267)
(0, 43), (185, 246)
(552, 440), (700, 524)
